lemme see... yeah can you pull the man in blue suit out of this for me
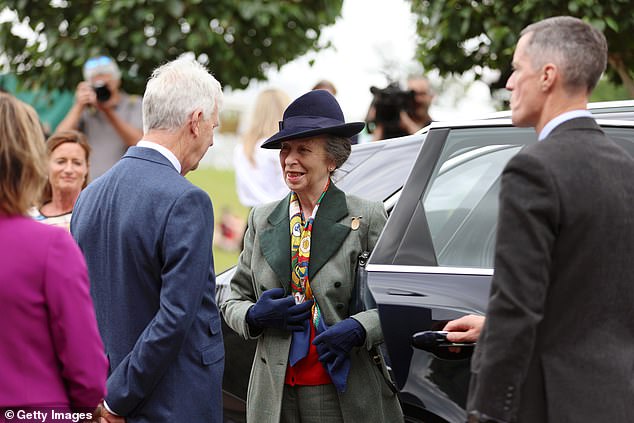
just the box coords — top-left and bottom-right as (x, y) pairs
(71, 57), (224, 422)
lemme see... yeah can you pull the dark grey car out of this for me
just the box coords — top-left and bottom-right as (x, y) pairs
(217, 102), (634, 423)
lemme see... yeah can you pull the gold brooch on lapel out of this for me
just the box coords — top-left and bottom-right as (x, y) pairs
(351, 216), (362, 231)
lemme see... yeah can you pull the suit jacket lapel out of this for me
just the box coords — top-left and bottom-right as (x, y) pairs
(260, 194), (292, 284)
(259, 184), (351, 284)
(309, 183), (350, 280)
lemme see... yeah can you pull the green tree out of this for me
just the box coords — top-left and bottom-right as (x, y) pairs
(408, 0), (634, 98)
(0, 0), (343, 93)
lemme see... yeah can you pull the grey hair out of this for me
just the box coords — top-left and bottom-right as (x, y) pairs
(325, 135), (351, 170)
(521, 16), (607, 93)
(142, 57), (223, 133)
(82, 56), (121, 81)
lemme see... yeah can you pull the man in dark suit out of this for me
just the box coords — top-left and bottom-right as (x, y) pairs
(447, 16), (634, 423)
(71, 58), (224, 423)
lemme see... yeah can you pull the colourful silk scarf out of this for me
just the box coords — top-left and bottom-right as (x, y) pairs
(288, 179), (330, 366)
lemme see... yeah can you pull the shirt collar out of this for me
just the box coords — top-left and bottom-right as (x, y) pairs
(538, 110), (593, 141)
(136, 140), (182, 173)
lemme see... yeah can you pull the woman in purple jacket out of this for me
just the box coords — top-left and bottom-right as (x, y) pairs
(0, 93), (108, 416)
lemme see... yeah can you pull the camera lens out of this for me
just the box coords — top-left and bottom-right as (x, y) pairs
(93, 81), (111, 103)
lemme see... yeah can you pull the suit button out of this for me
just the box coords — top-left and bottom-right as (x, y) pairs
(336, 303), (344, 310)
(507, 386), (515, 391)
(503, 406), (510, 411)
(334, 282), (342, 288)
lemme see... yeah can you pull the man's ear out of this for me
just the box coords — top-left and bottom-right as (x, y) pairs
(190, 109), (204, 137)
(541, 63), (557, 92)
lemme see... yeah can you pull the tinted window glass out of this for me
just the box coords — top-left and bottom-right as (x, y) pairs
(375, 123), (634, 269)
(421, 127), (536, 268)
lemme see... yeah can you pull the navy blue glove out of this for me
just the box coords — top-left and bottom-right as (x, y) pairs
(246, 288), (313, 331)
(312, 318), (366, 369)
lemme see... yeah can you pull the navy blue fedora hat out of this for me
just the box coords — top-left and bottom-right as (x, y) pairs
(261, 90), (365, 149)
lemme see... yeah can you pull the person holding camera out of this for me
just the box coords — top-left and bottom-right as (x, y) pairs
(366, 75), (434, 141)
(400, 75), (434, 134)
(57, 56), (143, 179)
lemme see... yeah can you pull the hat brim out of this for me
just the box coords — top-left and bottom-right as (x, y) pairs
(261, 122), (365, 149)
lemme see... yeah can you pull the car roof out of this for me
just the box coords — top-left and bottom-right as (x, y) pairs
(479, 100), (634, 121)
(335, 109), (634, 203)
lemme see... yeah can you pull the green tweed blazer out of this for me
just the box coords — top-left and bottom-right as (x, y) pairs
(221, 183), (403, 422)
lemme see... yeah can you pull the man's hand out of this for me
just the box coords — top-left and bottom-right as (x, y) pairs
(99, 416), (126, 423)
(93, 402), (126, 423)
(399, 110), (422, 135)
(443, 314), (485, 343)
(76, 81), (97, 108)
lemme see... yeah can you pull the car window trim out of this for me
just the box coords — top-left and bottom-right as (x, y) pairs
(366, 263), (494, 276)
(370, 128), (449, 266)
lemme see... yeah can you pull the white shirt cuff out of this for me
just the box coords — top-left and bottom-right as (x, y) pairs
(103, 401), (120, 416)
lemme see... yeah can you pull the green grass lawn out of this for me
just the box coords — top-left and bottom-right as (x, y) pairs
(187, 166), (249, 274)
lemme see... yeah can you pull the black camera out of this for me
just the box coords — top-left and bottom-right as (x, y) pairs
(368, 83), (415, 139)
(92, 81), (111, 103)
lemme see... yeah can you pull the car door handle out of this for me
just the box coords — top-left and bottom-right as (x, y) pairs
(386, 288), (426, 297)
(411, 330), (475, 359)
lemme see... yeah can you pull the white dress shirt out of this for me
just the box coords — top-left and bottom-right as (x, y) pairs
(538, 110), (593, 141)
(137, 140), (182, 173)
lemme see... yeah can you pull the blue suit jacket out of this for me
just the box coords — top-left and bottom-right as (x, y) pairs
(71, 146), (223, 422)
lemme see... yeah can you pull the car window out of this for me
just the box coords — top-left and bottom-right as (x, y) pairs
(369, 122), (634, 269)
(421, 127), (536, 268)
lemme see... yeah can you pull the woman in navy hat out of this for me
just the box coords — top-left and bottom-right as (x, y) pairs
(222, 90), (403, 422)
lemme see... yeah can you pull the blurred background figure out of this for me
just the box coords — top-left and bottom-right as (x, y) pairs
(214, 206), (246, 252)
(366, 75), (434, 141)
(312, 79), (338, 96)
(402, 75), (434, 132)
(57, 55), (143, 179)
(233, 88), (290, 208)
(0, 92), (107, 414)
(30, 130), (91, 230)
(227, 88), (291, 251)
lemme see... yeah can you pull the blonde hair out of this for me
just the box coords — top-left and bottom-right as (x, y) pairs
(39, 130), (91, 206)
(242, 88), (290, 165)
(0, 93), (47, 215)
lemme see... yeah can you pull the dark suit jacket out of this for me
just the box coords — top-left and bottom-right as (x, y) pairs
(71, 146), (224, 423)
(468, 117), (634, 422)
